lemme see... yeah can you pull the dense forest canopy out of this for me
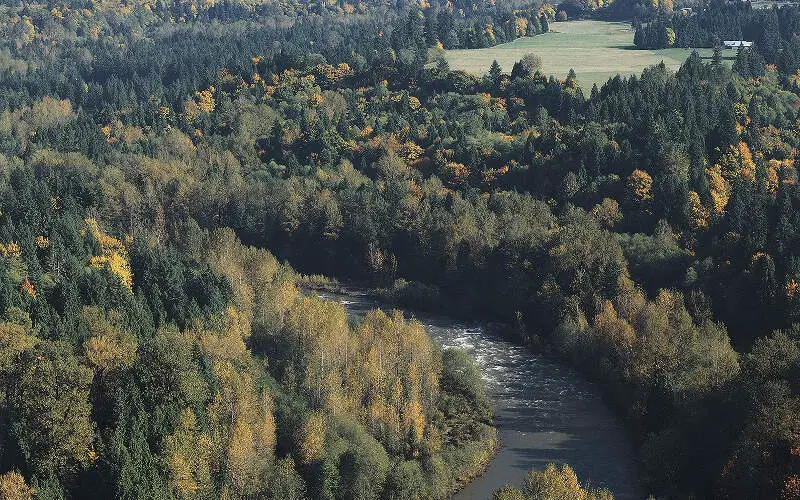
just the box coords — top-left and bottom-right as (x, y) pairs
(634, 0), (800, 64)
(0, 0), (799, 497)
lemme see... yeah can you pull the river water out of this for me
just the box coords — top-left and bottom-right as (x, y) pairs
(313, 289), (643, 500)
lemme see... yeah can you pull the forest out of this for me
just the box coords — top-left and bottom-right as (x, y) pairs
(634, 0), (800, 64)
(0, 0), (799, 497)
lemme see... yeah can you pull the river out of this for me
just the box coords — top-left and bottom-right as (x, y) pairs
(313, 288), (643, 500)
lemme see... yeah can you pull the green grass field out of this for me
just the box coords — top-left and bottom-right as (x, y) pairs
(444, 20), (726, 89)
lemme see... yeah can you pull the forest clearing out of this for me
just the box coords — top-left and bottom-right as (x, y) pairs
(444, 20), (723, 88)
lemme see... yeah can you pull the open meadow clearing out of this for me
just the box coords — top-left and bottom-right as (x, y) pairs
(444, 20), (723, 89)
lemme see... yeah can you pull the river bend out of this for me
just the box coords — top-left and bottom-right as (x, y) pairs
(314, 289), (642, 499)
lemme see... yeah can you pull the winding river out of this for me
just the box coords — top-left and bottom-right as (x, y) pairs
(313, 288), (643, 500)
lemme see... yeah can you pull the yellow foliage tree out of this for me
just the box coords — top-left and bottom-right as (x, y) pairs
(165, 409), (214, 499)
(198, 323), (277, 496)
(445, 161), (470, 185)
(593, 300), (636, 355)
(787, 280), (799, 300)
(538, 3), (555, 19)
(524, 463), (613, 500)
(688, 190), (709, 229)
(13, 17), (36, 48)
(226, 418), (260, 497)
(526, 463), (584, 498)
(706, 165), (730, 214)
(766, 160), (782, 196)
(18, 278), (35, 299)
(84, 219), (133, 291)
(716, 141), (756, 182)
(403, 400), (426, 446)
(287, 295), (349, 405)
(0, 471), (34, 500)
(0, 322), (36, 376)
(626, 169), (653, 202)
(195, 87), (216, 113)
(0, 243), (22, 258)
(515, 16), (528, 36)
(591, 198), (623, 228)
(82, 307), (137, 373)
(35, 236), (49, 249)
(297, 412), (326, 466)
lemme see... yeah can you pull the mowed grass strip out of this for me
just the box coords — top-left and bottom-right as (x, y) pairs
(444, 20), (720, 89)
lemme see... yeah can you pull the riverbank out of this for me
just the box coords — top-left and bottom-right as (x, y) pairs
(301, 278), (521, 336)
(310, 286), (644, 498)
(301, 280), (502, 496)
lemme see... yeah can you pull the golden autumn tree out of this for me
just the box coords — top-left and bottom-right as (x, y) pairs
(225, 418), (260, 497)
(787, 280), (799, 300)
(195, 87), (216, 113)
(626, 169), (653, 203)
(706, 165), (730, 214)
(403, 400), (426, 453)
(353, 309), (440, 453)
(445, 161), (470, 186)
(592, 299), (636, 357)
(523, 463), (614, 500)
(0, 243), (22, 259)
(204, 361), (276, 496)
(287, 295), (350, 405)
(538, 3), (555, 18)
(18, 278), (35, 299)
(0, 321), (36, 389)
(84, 218), (133, 291)
(165, 409), (214, 499)
(199, 325), (277, 496)
(297, 412), (326, 466)
(688, 190), (709, 229)
(11, 17), (35, 48)
(82, 307), (137, 373)
(515, 16), (528, 36)
(716, 141), (756, 182)
(0, 471), (34, 500)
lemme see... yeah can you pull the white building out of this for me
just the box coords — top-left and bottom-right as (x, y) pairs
(723, 40), (754, 49)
